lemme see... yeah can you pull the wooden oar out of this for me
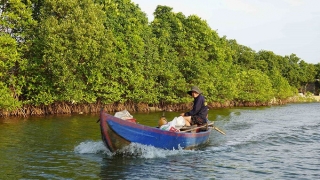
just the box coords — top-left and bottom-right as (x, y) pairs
(180, 122), (214, 132)
(212, 126), (226, 135)
(180, 122), (226, 135)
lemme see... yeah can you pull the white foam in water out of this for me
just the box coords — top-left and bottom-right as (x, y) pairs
(117, 143), (194, 159)
(74, 141), (195, 158)
(208, 145), (233, 152)
(74, 140), (109, 154)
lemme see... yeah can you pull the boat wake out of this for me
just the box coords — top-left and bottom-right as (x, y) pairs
(114, 143), (195, 158)
(74, 140), (109, 154)
(74, 140), (196, 158)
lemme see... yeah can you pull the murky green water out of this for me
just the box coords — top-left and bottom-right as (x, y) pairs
(0, 103), (319, 179)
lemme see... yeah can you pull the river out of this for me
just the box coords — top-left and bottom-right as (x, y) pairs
(0, 103), (319, 179)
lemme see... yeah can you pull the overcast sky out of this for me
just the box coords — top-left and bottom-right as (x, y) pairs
(131, 0), (320, 64)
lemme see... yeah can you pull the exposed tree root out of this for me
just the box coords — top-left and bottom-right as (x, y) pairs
(0, 98), (304, 118)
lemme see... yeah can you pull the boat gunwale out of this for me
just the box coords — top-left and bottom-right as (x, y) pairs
(102, 112), (211, 137)
(99, 109), (212, 152)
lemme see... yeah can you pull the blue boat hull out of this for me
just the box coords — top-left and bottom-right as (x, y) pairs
(100, 109), (212, 152)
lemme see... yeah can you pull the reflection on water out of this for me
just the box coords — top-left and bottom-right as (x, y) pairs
(0, 103), (320, 179)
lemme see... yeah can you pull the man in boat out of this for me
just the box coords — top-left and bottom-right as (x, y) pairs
(180, 86), (208, 126)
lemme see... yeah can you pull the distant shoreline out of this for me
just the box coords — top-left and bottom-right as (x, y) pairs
(313, 95), (320, 102)
(1, 95), (319, 118)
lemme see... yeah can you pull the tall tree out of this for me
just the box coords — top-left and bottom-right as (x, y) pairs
(282, 53), (301, 88)
(151, 5), (187, 103)
(298, 60), (316, 93)
(236, 69), (274, 102)
(25, 0), (108, 105)
(269, 69), (296, 99)
(0, 0), (36, 109)
(101, 0), (158, 104)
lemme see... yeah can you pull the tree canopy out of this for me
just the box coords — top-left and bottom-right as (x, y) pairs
(0, 0), (318, 113)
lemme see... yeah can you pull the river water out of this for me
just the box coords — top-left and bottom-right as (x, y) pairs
(0, 103), (319, 179)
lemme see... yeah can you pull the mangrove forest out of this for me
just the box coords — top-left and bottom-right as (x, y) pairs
(1, 0), (320, 117)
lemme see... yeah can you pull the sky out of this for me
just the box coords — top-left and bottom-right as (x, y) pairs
(131, 0), (320, 64)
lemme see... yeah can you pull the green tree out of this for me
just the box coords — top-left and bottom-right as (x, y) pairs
(299, 60), (316, 93)
(177, 14), (218, 83)
(0, 82), (21, 110)
(314, 63), (320, 79)
(282, 54), (301, 88)
(229, 41), (257, 71)
(0, 0), (36, 109)
(314, 63), (320, 95)
(236, 69), (274, 102)
(269, 69), (295, 99)
(198, 36), (238, 103)
(100, 0), (159, 104)
(25, 0), (108, 105)
(151, 5), (187, 103)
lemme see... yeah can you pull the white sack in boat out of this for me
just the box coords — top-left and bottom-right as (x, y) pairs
(160, 116), (185, 132)
(169, 116), (186, 129)
(114, 109), (133, 120)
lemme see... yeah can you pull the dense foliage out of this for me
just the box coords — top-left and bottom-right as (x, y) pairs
(1, 0), (319, 113)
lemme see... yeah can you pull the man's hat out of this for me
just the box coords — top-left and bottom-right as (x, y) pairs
(187, 86), (202, 96)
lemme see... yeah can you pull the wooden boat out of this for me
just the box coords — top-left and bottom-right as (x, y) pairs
(99, 109), (213, 152)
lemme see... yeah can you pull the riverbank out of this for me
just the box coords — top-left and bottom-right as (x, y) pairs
(0, 95), (319, 118)
(313, 95), (320, 102)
